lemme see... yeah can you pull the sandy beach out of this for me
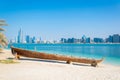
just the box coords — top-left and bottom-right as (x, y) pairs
(0, 49), (120, 80)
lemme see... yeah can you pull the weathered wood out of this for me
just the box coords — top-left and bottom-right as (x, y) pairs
(11, 47), (103, 66)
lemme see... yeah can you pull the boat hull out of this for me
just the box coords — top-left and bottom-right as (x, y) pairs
(11, 47), (103, 67)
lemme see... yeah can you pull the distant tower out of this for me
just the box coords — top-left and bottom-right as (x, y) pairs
(15, 37), (17, 43)
(21, 30), (23, 43)
(113, 34), (120, 43)
(108, 35), (113, 43)
(17, 28), (23, 43)
(32, 36), (36, 43)
(81, 35), (86, 43)
(26, 35), (30, 43)
(86, 37), (91, 43)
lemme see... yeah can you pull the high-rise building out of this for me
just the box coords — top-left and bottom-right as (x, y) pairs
(67, 38), (72, 43)
(15, 37), (17, 43)
(76, 39), (81, 43)
(26, 35), (30, 43)
(36, 37), (41, 43)
(81, 35), (86, 43)
(113, 34), (120, 43)
(86, 37), (91, 43)
(94, 38), (104, 43)
(61, 38), (67, 43)
(107, 35), (113, 43)
(119, 36), (120, 43)
(17, 28), (23, 43)
(32, 36), (36, 43)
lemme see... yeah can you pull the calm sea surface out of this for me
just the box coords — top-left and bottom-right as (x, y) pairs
(8, 43), (120, 66)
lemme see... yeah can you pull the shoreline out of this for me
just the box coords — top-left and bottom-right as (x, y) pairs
(5, 47), (120, 66)
(4, 48), (120, 66)
(8, 43), (120, 45)
(0, 49), (120, 80)
(1, 49), (120, 67)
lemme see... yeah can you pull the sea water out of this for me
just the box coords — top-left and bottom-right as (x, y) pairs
(8, 43), (120, 66)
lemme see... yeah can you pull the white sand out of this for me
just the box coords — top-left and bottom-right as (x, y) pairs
(0, 49), (120, 80)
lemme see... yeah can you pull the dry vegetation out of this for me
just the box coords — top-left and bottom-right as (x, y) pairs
(0, 59), (19, 64)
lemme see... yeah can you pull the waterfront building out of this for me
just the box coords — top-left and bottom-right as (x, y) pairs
(119, 36), (120, 43)
(86, 37), (91, 43)
(76, 39), (81, 43)
(53, 40), (58, 43)
(61, 38), (67, 43)
(25, 35), (31, 43)
(17, 28), (23, 43)
(113, 34), (120, 43)
(9, 39), (15, 43)
(94, 38), (104, 43)
(81, 35), (86, 43)
(67, 38), (72, 43)
(72, 38), (80, 43)
(32, 36), (36, 43)
(36, 38), (41, 43)
(71, 38), (76, 43)
(67, 38), (76, 43)
(14, 37), (17, 43)
(107, 35), (113, 43)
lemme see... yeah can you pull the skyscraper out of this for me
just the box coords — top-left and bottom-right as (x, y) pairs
(113, 34), (120, 43)
(32, 36), (36, 43)
(17, 28), (23, 43)
(108, 35), (113, 43)
(26, 35), (30, 43)
(86, 37), (91, 43)
(81, 35), (86, 43)
(61, 38), (66, 43)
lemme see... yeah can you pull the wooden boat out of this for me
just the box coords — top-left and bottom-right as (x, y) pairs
(11, 47), (103, 67)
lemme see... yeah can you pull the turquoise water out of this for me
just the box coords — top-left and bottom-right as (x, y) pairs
(8, 43), (120, 66)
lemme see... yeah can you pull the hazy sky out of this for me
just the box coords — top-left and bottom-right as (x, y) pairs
(0, 0), (120, 41)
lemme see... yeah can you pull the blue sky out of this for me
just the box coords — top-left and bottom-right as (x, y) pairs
(0, 0), (120, 40)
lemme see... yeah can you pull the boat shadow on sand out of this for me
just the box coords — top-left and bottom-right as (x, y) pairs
(7, 57), (91, 67)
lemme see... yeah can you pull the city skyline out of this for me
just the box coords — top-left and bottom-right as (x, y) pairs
(10, 28), (120, 44)
(0, 0), (120, 40)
